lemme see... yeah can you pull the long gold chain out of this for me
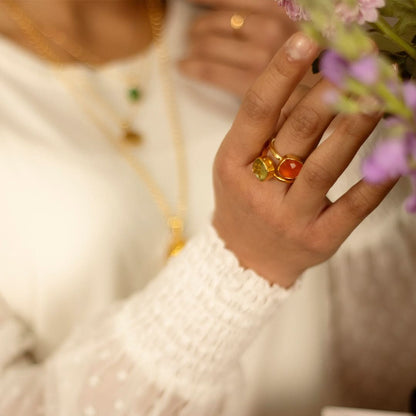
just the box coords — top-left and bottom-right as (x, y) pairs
(3, 0), (188, 257)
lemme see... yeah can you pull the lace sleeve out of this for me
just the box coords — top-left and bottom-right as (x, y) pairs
(0, 225), (298, 416)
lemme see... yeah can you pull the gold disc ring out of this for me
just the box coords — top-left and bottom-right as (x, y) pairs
(230, 13), (246, 31)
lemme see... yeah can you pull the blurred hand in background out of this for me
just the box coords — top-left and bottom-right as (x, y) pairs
(179, 0), (298, 98)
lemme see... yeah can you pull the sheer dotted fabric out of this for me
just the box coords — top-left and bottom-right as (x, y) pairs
(0, 226), (295, 416)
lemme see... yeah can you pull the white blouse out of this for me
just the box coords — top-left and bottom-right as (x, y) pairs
(1, 0), (416, 415)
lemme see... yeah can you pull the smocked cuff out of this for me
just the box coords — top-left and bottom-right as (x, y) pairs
(117, 224), (300, 400)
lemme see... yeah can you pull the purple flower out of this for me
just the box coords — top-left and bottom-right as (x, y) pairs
(362, 139), (409, 183)
(320, 50), (379, 87)
(349, 55), (379, 85)
(276, 0), (308, 21)
(403, 82), (416, 112)
(357, 0), (385, 24)
(320, 50), (349, 86)
(335, 0), (385, 24)
(335, 3), (360, 24)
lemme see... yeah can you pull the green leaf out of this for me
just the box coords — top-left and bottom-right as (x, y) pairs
(393, 15), (416, 39)
(382, 0), (416, 38)
(368, 31), (404, 53)
(382, 0), (416, 17)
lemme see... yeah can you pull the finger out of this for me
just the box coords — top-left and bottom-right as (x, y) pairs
(190, 11), (292, 49)
(272, 79), (336, 159)
(317, 177), (397, 246)
(187, 34), (271, 70)
(222, 32), (319, 165)
(287, 111), (382, 215)
(179, 59), (256, 97)
(275, 84), (311, 131)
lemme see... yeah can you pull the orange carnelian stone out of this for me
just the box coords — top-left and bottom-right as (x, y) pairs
(278, 158), (302, 179)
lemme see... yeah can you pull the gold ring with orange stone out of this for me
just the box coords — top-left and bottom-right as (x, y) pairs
(269, 138), (304, 183)
(252, 139), (304, 183)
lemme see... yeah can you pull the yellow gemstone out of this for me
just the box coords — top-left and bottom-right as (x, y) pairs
(252, 157), (274, 181)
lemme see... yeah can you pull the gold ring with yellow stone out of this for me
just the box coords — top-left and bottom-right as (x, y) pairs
(230, 13), (246, 31)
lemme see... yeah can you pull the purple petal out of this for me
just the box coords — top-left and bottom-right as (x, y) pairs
(350, 55), (379, 85)
(406, 133), (416, 160)
(276, 0), (308, 21)
(403, 82), (416, 111)
(320, 50), (349, 86)
(362, 139), (408, 183)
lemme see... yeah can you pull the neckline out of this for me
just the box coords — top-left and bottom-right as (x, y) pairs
(0, 33), (156, 74)
(0, 0), (176, 74)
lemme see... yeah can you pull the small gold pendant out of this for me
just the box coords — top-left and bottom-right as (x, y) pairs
(122, 127), (143, 145)
(167, 216), (186, 257)
(167, 238), (186, 257)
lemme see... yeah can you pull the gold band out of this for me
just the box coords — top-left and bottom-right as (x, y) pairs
(269, 138), (283, 162)
(230, 13), (246, 31)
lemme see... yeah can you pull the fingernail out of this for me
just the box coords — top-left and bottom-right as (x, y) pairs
(285, 32), (315, 62)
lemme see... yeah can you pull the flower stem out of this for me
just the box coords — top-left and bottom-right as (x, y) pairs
(374, 16), (416, 61)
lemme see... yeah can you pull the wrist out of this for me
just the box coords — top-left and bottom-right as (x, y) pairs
(212, 215), (302, 288)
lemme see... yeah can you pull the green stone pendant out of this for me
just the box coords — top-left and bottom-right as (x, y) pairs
(128, 87), (142, 103)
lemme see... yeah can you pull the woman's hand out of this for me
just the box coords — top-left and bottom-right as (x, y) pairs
(212, 32), (395, 288)
(179, 0), (297, 98)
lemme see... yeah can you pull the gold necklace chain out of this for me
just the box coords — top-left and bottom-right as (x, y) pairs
(3, 0), (188, 257)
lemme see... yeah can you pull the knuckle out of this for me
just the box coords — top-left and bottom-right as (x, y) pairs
(242, 88), (273, 122)
(339, 114), (372, 140)
(340, 117), (360, 139)
(269, 54), (293, 81)
(287, 105), (321, 139)
(345, 188), (373, 219)
(302, 158), (334, 190)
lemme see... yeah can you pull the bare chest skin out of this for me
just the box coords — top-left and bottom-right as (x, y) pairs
(0, 0), (158, 65)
